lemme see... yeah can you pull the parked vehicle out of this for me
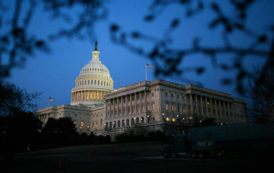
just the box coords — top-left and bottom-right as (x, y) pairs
(162, 123), (274, 158)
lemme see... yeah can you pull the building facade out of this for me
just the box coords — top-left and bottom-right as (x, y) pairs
(36, 43), (247, 137)
(104, 80), (247, 135)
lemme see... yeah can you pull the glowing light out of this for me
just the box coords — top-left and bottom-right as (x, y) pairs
(172, 118), (176, 122)
(176, 115), (179, 118)
(200, 120), (202, 123)
(166, 117), (170, 121)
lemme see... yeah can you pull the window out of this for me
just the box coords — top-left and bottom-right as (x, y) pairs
(94, 91), (96, 100)
(172, 105), (175, 111)
(165, 103), (169, 110)
(86, 92), (89, 100)
(80, 122), (84, 127)
(152, 103), (155, 111)
(97, 92), (100, 100)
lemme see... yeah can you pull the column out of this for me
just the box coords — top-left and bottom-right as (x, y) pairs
(210, 98), (213, 118)
(190, 94), (193, 114)
(219, 100), (222, 120)
(195, 95), (198, 114)
(200, 96), (204, 115)
(205, 97), (208, 118)
(214, 99), (218, 118)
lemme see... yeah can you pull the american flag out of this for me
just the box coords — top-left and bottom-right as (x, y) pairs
(49, 97), (54, 101)
(146, 64), (152, 68)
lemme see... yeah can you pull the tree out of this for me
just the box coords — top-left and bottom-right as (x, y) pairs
(41, 117), (78, 146)
(248, 58), (274, 124)
(110, 0), (273, 95)
(0, 0), (108, 79)
(0, 0), (273, 96)
(0, 80), (39, 116)
(0, 111), (42, 155)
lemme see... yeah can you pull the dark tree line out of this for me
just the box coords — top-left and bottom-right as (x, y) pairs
(248, 57), (274, 124)
(0, 114), (111, 158)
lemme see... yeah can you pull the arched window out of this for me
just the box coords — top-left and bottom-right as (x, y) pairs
(136, 118), (139, 124)
(122, 120), (125, 127)
(118, 120), (120, 128)
(131, 118), (134, 125)
(126, 119), (129, 126)
(100, 119), (103, 126)
(141, 117), (144, 124)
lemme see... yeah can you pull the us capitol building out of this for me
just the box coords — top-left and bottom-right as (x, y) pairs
(36, 43), (247, 137)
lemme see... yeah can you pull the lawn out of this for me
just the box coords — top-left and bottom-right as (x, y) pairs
(2, 141), (272, 173)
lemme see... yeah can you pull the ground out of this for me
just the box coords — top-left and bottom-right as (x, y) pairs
(2, 142), (272, 173)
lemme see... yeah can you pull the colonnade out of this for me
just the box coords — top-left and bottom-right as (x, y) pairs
(188, 94), (233, 120)
(71, 90), (105, 102)
(106, 91), (149, 118)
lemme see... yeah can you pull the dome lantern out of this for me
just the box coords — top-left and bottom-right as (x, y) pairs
(91, 41), (100, 62)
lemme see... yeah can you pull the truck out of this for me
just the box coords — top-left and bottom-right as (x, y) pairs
(161, 123), (274, 158)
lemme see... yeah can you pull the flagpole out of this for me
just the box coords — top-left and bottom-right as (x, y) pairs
(145, 66), (147, 81)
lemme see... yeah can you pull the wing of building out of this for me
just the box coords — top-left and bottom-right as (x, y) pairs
(36, 42), (247, 137)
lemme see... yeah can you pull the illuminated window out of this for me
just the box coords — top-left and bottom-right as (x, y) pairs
(80, 122), (84, 127)
(86, 92), (89, 100)
(152, 104), (155, 111)
(165, 103), (169, 110)
(94, 91), (96, 100)
(172, 105), (175, 111)
(81, 114), (84, 118)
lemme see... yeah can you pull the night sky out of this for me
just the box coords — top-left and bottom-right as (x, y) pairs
(6, 0), (274, 109)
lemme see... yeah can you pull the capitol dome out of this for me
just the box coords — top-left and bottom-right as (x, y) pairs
(71, 42), (114, 105)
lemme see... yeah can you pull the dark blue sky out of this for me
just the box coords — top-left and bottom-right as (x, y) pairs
(6, 0), (273, 109)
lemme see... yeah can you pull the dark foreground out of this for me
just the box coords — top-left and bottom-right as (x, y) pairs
(2, 142), (272, 173)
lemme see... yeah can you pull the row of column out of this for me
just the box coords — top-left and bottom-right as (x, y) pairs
(106, 91), (148, 118)
(189, 94), (232, 120)
(71, 90), (105, 102)
(105, 116), (146, 129)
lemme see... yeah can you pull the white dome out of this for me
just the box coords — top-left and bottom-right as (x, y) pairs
(71, 43), (114, 106)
